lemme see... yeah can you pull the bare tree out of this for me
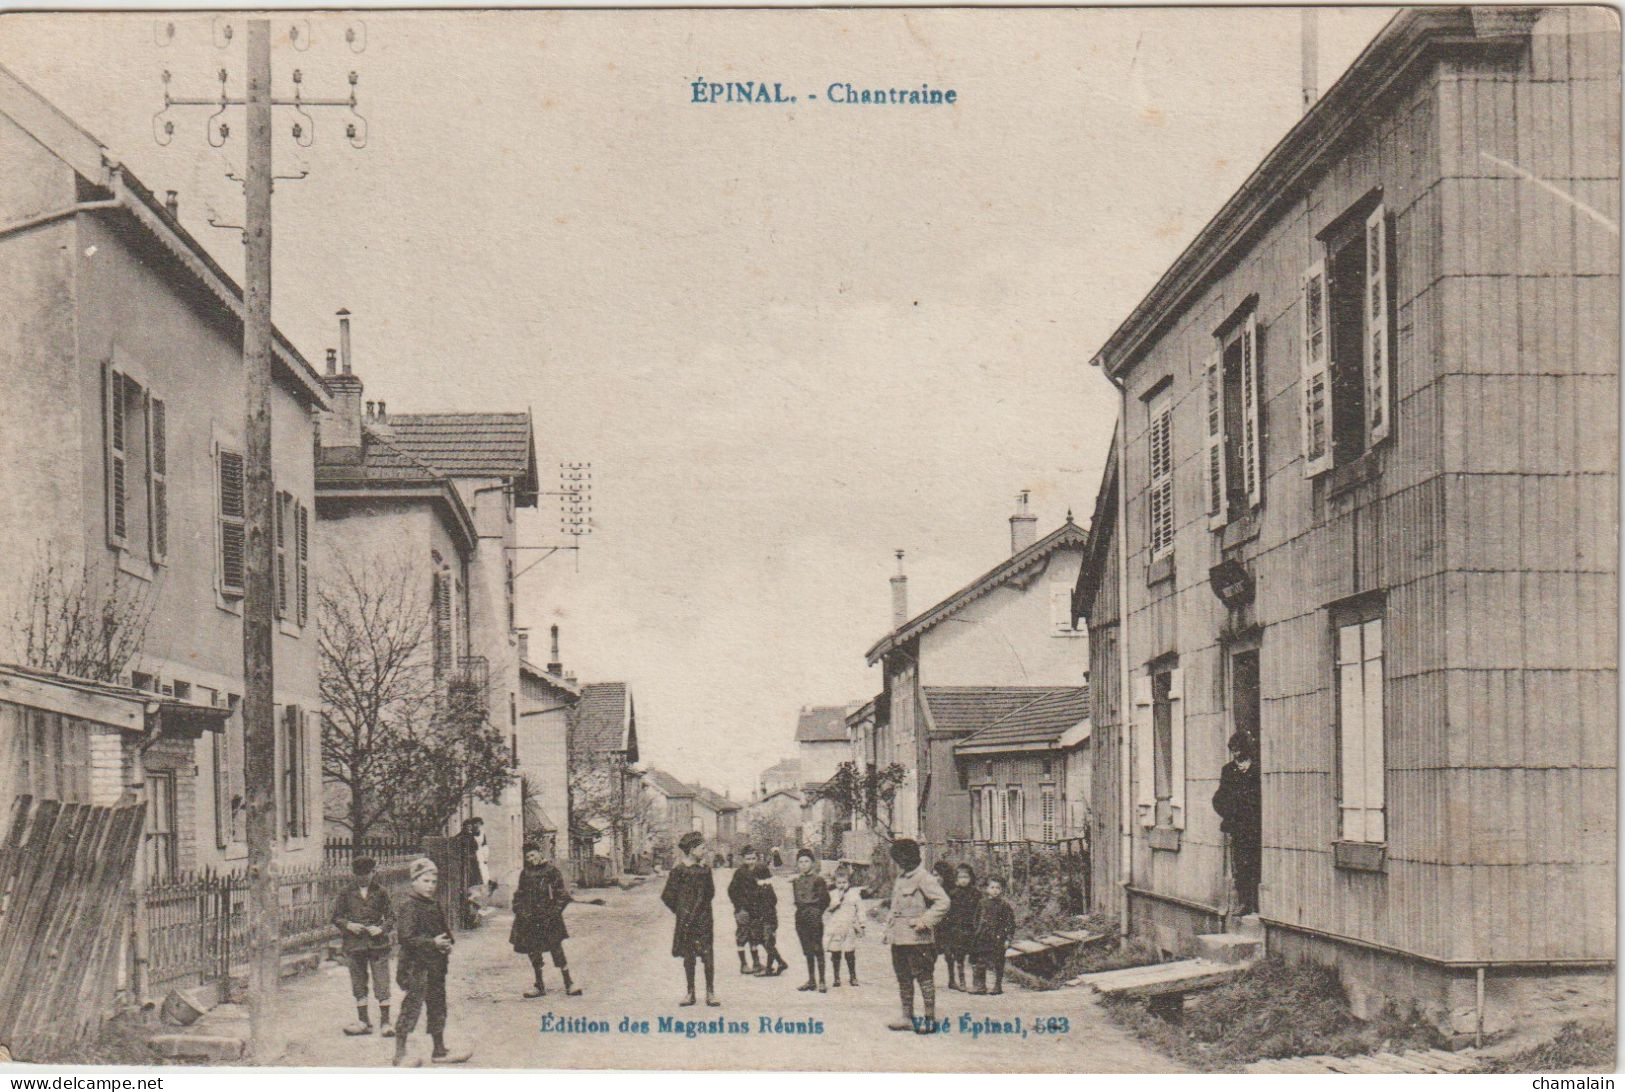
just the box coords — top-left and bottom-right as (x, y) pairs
(13, 550), (154, 682)
(809, 761), (909, 841)
(568, 750), (654, 870)
(319, 552), (515, 839)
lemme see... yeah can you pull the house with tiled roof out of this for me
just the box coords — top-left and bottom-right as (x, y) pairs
(864, 496), (1089, 844)
(691, 785), (742, 849)
(954, 686), (1091, 843)
(757, 757), (802, 797)
(517, 625), (580, 859)
(0, 63), (327, 877)
(567, 681), (643, 870)
(313, 321), (540, 895)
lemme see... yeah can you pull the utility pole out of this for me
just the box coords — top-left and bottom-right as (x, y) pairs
(156, 17), (365, 1057)
(240, 18), (278, 1053)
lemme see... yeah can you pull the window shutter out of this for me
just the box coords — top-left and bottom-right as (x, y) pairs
(274, 492), (288, 620)
(300, 709), (312, 838)
(1168, 667), (1186, 828)
(1132, 673), (1155, 826)
(1204, 351), (1226, 528)
(1362, 620), (1385, 842)
(296, 503), (309, 626)
(1147, 404), (1175, 558)
(218, 449), (246, 595)
(433, 572), (452, 677)
(1300, 262), (1333, 477)
(149, 397), (168, 562)
(1337, 619), (1387, 843)
(105, 367), (127, 547)
(1241, 313), (1262, 509)
(1364, 204), (1392, 446)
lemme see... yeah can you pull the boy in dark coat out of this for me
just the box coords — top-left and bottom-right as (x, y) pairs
(510, 842), (581, 998)
(727, 846), (765, 975)
(332, 856), (395, 1037)
(969, 875), (1016, 995)
(1212, 731), (1262, 915)
(392, 858), (470, 1067)
(790, 848), (831, 992)
(941, 863), (981, 991)
(661, 831), (720, 1007)
(753, 855), (788, 975)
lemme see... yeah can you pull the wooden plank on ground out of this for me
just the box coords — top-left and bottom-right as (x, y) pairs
(1414, 1049), (1479, 1073)
(1072, 958), (1247, 999)
(1371, 1051), (1434, 1073)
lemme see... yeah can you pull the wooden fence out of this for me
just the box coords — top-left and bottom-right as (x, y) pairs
(0, 796), (146, 1058)
(140, 857), (417, 996)
(323, 835), (423, 867)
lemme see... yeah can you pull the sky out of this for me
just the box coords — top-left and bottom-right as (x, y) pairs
(0, 7), (1393, 797)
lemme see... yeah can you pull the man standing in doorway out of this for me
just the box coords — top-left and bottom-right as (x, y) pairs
(1212, 732), (1262, 915)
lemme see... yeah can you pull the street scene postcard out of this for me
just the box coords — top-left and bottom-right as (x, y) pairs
(0, 3), (1617, 1078)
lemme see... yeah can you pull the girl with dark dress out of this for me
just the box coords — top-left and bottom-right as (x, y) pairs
(941, 863), (980, 991)
(510, 843), (581, 998)
(930, 860), (957, 982)
(661, 830), (721, 1007)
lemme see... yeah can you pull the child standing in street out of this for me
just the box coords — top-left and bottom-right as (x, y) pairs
(790, 848), (831, 992)
(510, 842), (582, 998)
(941, 863), (981, 991)
(969, 875), (1017, 995)
(392, 858), (471, 1067)
(727, 846), (765, 975)
(661, 831), (721, 1007)
(823, 863), (864, 987)
(331, 856), (394, 1038)
(883, 839), (948, 1034)
(754, 855), (788, 976)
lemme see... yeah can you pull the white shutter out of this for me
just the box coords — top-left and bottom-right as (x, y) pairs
(105, 367), (127, 547)
(1361, 620), (1385, 842)
(1147, 401), (1175, 558)
(1337, 619), (1387, 843)
(1364, 204), (1391, 446)
(1241, 313), (1262, 508)
(1132, 673), (1155, 826)
(1168, 667), (1186, 828)
(1300, 262), (1333, 477)
(1204, 351), (1226, 528)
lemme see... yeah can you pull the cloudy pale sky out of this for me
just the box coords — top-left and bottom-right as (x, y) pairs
(0, 7), (1392, 796)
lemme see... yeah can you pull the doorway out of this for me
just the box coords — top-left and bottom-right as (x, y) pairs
(1227, 647), (1262, 916)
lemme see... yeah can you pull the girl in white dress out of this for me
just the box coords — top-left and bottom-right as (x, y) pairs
(823, 863), (866, 987)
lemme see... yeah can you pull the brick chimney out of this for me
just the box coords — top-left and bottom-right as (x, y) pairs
(516, 628), (530, 664)
(1009, 490), (1038, 554)
(547, 624), (564, 675)
(319, 308), (364, 456)
(890, 550), (909, 629)
(163, 190), (178, 217)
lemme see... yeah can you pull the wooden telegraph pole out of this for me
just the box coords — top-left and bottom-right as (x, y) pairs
(155, 16), (366, 1056)
(240, 17), (280, 1052)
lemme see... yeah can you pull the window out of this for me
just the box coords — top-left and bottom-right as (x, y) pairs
(217, 449), (246, 595)
(1147, 391), (1174, 559)
(1132, 665), (1185, 829)
(144, 772), (177, 880)
(1205, 309), (1262, 527)
(1304, 201), (1392, 475)
(1335, 608), (1385, 844)
(1006, 787), (1025, 840)
(1051, 582), (1083, 636)
(1040, 784), (1056, 842)
(975, 786), (996, 841)
(105, 369), (165, 558)
(431, 570), (453, 678)
(506, 557), (516, 630)
(995, 787), (1009, 841)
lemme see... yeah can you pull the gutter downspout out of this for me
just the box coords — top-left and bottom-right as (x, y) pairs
(0, 199), (122, 242)
(1096, 356), (1134, 938)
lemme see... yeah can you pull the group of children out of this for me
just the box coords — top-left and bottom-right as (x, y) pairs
(659, 831), (1018, 1028)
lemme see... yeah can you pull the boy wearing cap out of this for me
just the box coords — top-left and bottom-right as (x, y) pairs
(331, 856), (395, 1036)
(392, 858), (471, 1066)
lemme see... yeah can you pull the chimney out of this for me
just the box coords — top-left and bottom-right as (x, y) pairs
(890, 550), (909, 629)
(325, 348), (337, 375)
(516, 628), (530, 664)
(1009, 490), (1038, 554)
(319, 308), (364, 454)
(163, 190), (178, 217)
(376, 400), (386, 420)
(547, 624), (564, 675)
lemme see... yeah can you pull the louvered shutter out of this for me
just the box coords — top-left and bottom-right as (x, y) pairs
(1300, 262), (1333, 476)
(1364, 204), (1391, 446)
(1204, 351), (1226, 528)
(149, 397), (168, 561)
(1168, 667), (1186, 829)
(218, 450), (246, 594)
(105, 367), (127, 546)
(296, 503), (309, 626)
(1241, 312), (1262, 508)
(1132, 673), (1155, 826)
(274, 491), (288, 620)
(1147, 403), (1175, 558)
(433, 572), (453, 677)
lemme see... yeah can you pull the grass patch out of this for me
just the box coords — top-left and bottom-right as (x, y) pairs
(1477, 1022), (1616, 1074)
(1009, 917), (1169, 991)
(1102, 956), (1444, 1071)
(20, 1013), (165, 1066)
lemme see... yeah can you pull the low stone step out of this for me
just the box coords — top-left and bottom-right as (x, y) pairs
(1194, 931), (1263, 964)
(1233, 913), (1263, 939)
